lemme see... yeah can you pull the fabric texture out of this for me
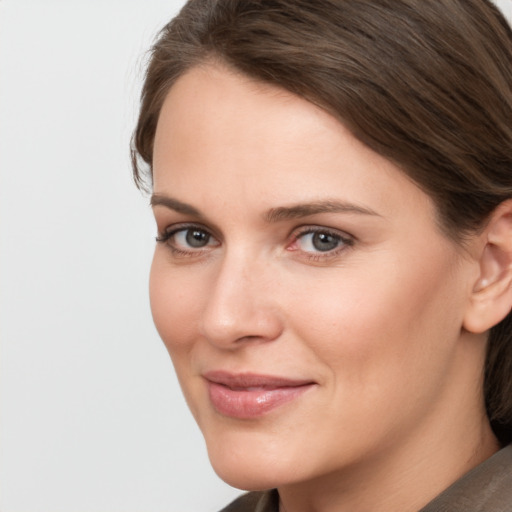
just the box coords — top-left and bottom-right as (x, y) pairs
(219, 444), (512, 512)
(219, 490), (279, 512)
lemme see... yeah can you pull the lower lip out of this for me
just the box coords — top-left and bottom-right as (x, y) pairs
(207, 381), (314, 419)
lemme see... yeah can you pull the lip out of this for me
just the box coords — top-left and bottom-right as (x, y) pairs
(203, 371), (316, 419)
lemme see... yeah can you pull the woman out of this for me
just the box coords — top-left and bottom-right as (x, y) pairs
(132, 1), (512, 510)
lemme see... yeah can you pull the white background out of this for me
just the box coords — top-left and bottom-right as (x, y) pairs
(0, 1), (511, 511)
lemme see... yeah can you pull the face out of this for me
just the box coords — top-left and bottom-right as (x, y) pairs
(150, 64), (478, 490)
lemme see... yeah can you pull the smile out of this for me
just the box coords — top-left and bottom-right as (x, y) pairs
(203, 371), (316, 419)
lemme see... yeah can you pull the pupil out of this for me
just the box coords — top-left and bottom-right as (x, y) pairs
(186, 229), (209, 248)
(312, 232), (339, 252)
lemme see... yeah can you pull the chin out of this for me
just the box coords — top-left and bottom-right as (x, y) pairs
(209, 453), (287, 491)
(202, 426), (300, 490)
(212, 465), (277, 491)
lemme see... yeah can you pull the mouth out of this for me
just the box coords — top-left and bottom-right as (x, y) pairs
(203, 371), (316, 419)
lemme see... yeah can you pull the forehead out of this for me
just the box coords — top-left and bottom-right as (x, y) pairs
(152, 64), (345, 175)
(152, 64), (434, 224)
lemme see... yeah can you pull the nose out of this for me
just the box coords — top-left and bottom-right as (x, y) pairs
(199, 252), (283, 349)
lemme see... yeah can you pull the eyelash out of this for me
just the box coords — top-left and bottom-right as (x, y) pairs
(289, 227), (354, 261)
(155, 223), (217, 258)
(155, 224), (355, 261)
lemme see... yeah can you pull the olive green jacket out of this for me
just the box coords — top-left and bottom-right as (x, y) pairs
(220, 444), (512, 512)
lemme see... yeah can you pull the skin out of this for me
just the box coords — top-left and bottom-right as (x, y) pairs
(150, 64), (499, 512)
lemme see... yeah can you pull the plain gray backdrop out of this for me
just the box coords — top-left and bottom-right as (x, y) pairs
(1, 1), (511, 511)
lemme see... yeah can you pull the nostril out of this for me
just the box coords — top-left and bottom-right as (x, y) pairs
(200, 309), (283, 349)
(235, 335), (264, 343)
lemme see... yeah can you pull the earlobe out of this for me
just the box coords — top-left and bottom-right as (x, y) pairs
(463, 200), (512, 334)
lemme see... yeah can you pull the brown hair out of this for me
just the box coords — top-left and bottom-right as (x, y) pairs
(132, 0), (512, 444)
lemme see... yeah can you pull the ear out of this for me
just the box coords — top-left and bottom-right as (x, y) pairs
(464, 200), (512, 334)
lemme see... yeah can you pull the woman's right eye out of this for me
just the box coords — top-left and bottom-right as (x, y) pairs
(156, 226), (220, 254)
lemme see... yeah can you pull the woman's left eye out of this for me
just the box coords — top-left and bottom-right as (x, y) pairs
(292, 228), (354, 255)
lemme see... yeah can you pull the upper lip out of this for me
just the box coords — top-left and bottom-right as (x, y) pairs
(203, 370), (315, 389)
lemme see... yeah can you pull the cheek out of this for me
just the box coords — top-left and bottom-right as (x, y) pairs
(149, 253), (213, 426)
(285, 249), (465, 388)
(149, 251), (203, 354)
(273, 256), (466, 455)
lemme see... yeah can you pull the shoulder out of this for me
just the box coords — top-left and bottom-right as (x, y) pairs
(219, 490), (279, 512)
(420, 444), (512, 512)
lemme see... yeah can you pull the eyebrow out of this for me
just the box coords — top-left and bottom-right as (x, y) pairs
(150, 194), (203, 217)
(265, 200), (380, 223)
(151, 194), (380, 222)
